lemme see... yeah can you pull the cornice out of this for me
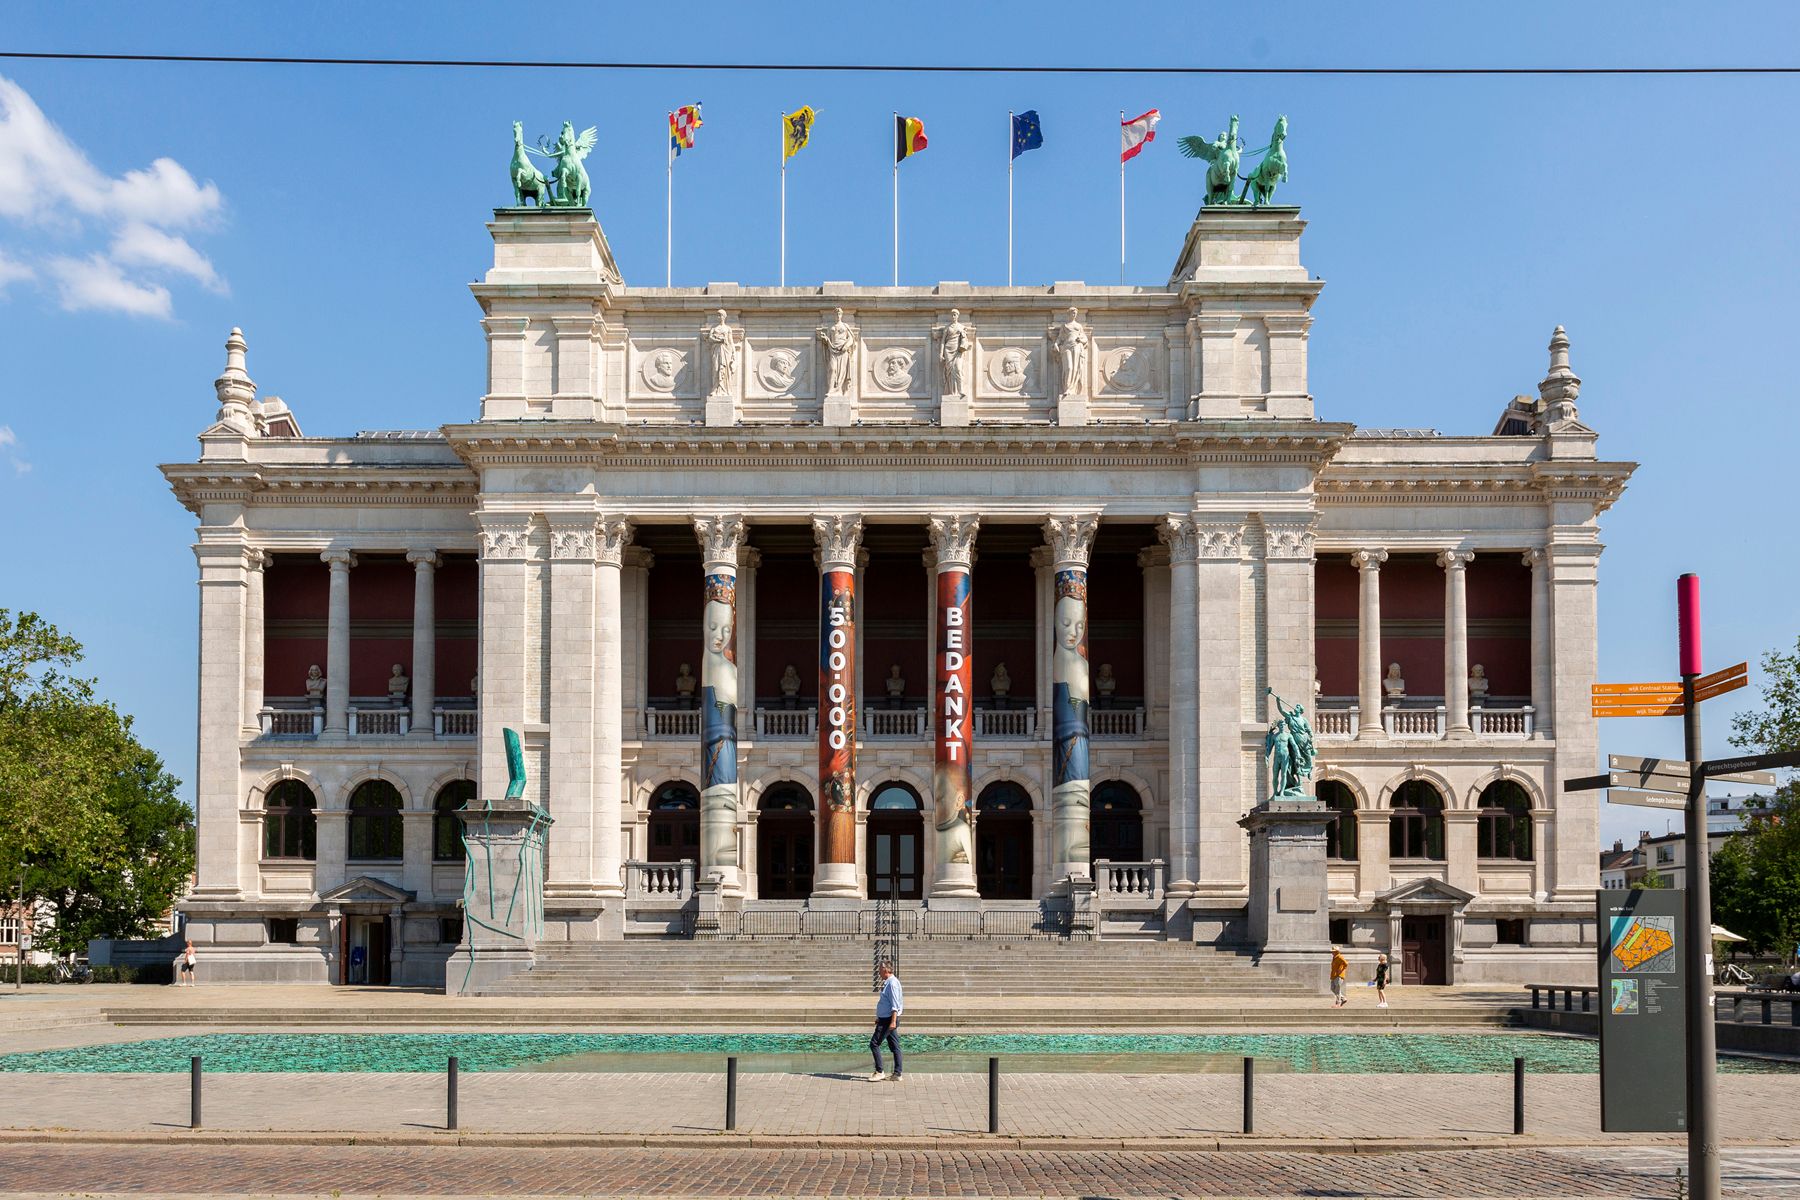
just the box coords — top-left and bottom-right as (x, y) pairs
(160, 462), (479, 516)
(1529, 461), (1637, 514)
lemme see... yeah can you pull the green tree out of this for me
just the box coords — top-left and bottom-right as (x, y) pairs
(1631, 867), (1669, 890)
(0, 611), (195, 957)
(1717, 637), (1800, 959)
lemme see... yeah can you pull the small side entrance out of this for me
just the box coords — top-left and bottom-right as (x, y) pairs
(1401, 914), (1448, 985)
(344, 915), (392, 986)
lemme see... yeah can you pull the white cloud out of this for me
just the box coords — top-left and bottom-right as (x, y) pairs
(0, 76), (225, 317)
(48, 254), (173, 318)
(110, 223), (225, 293)
(0, 425), (28, 475)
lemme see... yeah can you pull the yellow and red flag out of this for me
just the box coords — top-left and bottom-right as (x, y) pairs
(895, 115), (927, 163)
(669, 103), (702, 156)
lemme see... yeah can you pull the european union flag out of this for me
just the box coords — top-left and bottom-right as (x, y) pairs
(1011, 110), (1043, 159)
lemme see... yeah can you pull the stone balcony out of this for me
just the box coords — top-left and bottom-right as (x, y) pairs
(1314, 699), (1536, 741)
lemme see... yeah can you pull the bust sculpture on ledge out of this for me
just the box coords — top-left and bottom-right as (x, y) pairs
(387, 664), (410, 704)
(886, 665), (906, 707)
(990, 662), (1011, 705)
(675, 662), (698, 708)
(304, 665), (326, 702)
(1469, 663), (1489, 705)
(1383, 662), (1406, 700)
(778, 663), (801, 707)
(1095, 663), (1116, 708)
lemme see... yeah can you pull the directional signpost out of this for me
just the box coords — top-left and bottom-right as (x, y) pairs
(1568, 577), (1788, 1200)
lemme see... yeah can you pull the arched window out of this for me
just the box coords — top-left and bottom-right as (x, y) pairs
(262, 780), (317, 861)
(647, 781), (700, 864)
(976, 782), (1032, 899)
(1477, 780), (1533, 861)
(1389, 780), (1446, 861)
(1318, 779), (1358, 862)
(433, 780), (475, 862)
(1091, 780), (1144, 864)
(867, 782), (924, 900)
(347, 780), (404, 861)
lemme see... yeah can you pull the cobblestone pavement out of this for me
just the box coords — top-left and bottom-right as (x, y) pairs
(3, 1069), (1796, 1142)
(5, 1142), (1800, 1197)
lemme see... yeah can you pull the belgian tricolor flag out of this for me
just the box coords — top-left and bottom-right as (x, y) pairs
(895, 115), (927, 163)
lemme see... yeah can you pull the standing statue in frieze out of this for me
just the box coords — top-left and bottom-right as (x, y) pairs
(704, 310), (741, 397)
(816, 308), (859, 396)
(933, 308), (971, 400)
(1048, 307), (1090, 399)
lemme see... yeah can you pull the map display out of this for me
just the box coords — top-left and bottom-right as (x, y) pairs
(1610, 914), (1676, 974)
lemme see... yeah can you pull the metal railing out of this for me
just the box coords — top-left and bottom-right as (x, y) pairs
(754, 708), (815, 739)
(974, 707), (1036, 738)
(625, 860), (696, 902)
(1090, 707), (1147, 738)
(863, 708), (927, 738)
(1471, 706), (1535, 738)
(645, 708), (701, 738)
(1094, 859), (1165, 903)
(1383, 705), (1447, 739)
(258, 705), (322, 737)
(684, 904), (1072, 941)
(1315, 705), (1359, 739)
(348, 706), (409, 736)
(434, 707), (478, 737)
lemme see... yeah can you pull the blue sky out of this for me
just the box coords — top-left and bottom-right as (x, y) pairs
(2, 3), (1797, 848)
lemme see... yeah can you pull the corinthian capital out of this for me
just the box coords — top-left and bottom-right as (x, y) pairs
(692, 515), (747, 571)
(596, 516), (633, 565)
(812, 514), (864, 570)
(1156, 515), (1199, 563)
(1042, 512), (1101, 568)
(1261, 518), (1316, 562)
(927, 514), (980, 569)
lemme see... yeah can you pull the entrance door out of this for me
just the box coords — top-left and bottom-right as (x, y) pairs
(866, 783), (924, 900)
(975, 782), (1034, 899)
(1401, 914), (1447, 985)
(1090, 780), (1144, 865)
(647, 783), (701, 865)
(757, 783), (815, 899)
(367, 917), (391, 986)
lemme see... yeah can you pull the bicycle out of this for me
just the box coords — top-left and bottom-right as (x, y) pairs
(51, 959), (91, 984)
(1715, 961), (1753, 987)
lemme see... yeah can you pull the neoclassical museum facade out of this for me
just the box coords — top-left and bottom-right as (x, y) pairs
(164, 204), (1633, 987)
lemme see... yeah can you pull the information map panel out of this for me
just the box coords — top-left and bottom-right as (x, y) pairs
(1598, 888), (1688, 1132)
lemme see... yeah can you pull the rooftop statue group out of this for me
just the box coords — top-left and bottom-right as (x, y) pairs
(1180, 114), (1289, 207)
(508, 120), (597, 208)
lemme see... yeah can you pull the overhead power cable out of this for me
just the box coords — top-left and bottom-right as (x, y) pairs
(2, 51), (1798, 75)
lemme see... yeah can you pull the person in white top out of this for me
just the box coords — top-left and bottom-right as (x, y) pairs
(868, 961), (904, 1082)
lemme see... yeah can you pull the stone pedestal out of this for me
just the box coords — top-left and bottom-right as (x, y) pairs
(445, 804), (553, 995)
(1239, 799), (1334, 992)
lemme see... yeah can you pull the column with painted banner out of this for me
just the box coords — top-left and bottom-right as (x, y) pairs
(929, 515), (980, 897)
(1044, 513), (1101, 883)
(693, 515), (745, 893)
(813, 515), (863, 896)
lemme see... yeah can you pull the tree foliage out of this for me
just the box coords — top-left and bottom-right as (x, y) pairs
(0, 610), (196, 956)
(1714, 637), (1800, 959)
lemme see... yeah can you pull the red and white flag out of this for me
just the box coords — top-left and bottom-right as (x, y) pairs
(1120, 109), (1161, 162)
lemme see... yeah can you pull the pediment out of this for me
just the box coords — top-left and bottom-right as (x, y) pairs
(318, 874), (415, 904)
(1375, 876), (1475, 908)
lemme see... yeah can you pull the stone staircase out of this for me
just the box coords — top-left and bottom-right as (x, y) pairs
(475, 939), (1317, 999)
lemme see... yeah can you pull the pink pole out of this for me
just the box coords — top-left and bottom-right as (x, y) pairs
(1676, 574), (1702, 677)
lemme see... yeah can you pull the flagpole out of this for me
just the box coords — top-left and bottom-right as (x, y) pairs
(1007, 110), (1014, 288)
(892, 112), (899, 287)
(1119, 110), (1126, 285)
(779, 111), (786, 288)
(666, 115), (674, 288)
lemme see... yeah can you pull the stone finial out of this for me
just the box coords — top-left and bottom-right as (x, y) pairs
(1538, 324), (1582, 427)
(213, 326), (257, 434)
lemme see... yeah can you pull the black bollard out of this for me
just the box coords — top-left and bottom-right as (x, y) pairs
(725, 1056), (738, 1131)
(1241, 1056), (1254, 1135)
(988, 1057), (999, 1134)
(447, 1056), (459, 1132)
(190, 1055), (202, 1130)
(1512, 1056), (1525, 1135)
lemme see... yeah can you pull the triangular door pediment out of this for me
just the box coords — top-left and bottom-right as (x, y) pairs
(1376, 876), (1475, 908)
(318, 874), (415, 904)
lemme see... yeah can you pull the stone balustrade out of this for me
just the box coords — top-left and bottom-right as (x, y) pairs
(755, 708), (815, 739)
(626, 859), (696, 901)
(1090, 707), (1147, 738)
(1315, 704), (1359, 739)
(258, 704), (323, 737)
(644, 708), (702, 738)
(863, 708), (927, 738)
(1383, 705), (1448, 739)
(974, 707), (1036, 738)
(433, 707), (478, 737)
(1094, 859), (1165, 904)
(1471, 705), (1535, 738)
(348, 706), (410, 737)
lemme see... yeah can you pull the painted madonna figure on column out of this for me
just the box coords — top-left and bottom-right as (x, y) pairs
(1052, 569), (1092, 872)
(700, 574), (740, 875)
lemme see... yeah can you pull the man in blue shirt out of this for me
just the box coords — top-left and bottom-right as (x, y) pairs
(869, 960), (904, 1082)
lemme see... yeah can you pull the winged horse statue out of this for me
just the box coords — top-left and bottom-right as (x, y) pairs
(529, 121), (598, 209)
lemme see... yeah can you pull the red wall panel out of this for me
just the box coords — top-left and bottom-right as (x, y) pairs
(1314, 560), (1359, 695)
(646, 555), (703, 703)
(1087, 552), (1144, 698)
(263, 556), (327, 699)
(973, 553), (1035, 701)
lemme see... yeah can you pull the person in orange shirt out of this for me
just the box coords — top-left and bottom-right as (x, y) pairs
(1329, 946), (1349, 1007)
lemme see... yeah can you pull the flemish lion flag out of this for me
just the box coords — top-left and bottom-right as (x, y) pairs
(783, 105), (817, 159)
(895, 114), (927, 163)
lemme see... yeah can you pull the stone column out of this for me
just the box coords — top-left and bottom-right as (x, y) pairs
(693, 515), (747, 893)
(1439, 549), (1475, 735)
(321, 548), (356, 735)
(1157, 517), (1199, 895)
(1043, 513), (1100, 884)
(1192, 517), (1247, 898)
(407, 550), (438, 738)
(1524, 549), (1552, 735)
(1352, 549), (1387, 739)
(193, 537), (251, 897)
(595, 518), (631, 899)
(242, 549), (266, 735)
(928, 514), (980, 898)
(813, 514), (863, 898)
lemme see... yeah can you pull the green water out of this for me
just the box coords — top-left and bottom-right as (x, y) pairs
(1, 1032), (1794, 1075)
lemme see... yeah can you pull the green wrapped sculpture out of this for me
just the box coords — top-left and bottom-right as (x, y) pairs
(1262, 688), (1315, 800)
(1179, 115), (1245, 206)
(1238, 115), (1289, 206)
(503, 726), (528, 801)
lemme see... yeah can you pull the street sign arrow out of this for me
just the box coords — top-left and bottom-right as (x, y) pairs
(1607, 769), (1692, 791)
(1694, 677), (1748, 704)
(1607, 788), (1689, 811)
(1593, 681), (1684, 697)
(1565, 773), (1613, 793)
(1695, 661), (1748, 691)
(1700, 750), (1800, 778)
(1609, 755), (1694, 777)
(1592, 702), (1686, 718)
